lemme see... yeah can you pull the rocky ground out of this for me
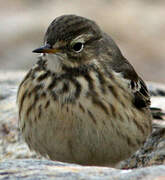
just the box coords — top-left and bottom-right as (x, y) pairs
(0, 71), (165, 179)
(1, 159), (165, 180)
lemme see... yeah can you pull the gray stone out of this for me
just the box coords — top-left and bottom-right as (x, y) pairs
(0, 159), (165, 180)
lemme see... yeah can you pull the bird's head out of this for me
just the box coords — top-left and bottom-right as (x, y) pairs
(33, 15), (104, 70)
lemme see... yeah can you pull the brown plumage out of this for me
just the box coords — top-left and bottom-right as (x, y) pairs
(17, 15), (152, 167)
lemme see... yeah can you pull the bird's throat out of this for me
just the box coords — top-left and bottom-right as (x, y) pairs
(46, 54), (64, 74)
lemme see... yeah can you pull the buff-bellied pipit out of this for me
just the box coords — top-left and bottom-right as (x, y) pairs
(17, 15), (152, 167)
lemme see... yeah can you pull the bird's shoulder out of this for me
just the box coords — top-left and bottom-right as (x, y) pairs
(109, 57), (151, 109)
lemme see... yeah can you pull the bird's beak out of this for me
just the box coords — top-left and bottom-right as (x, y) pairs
(32, 44), (60, 54)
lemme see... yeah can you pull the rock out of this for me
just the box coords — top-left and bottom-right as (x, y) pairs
(119, 128), (165, 169)
(0, 159), (165, 180)
(0, 71), (41, 160)
(0, 71), (165, 179)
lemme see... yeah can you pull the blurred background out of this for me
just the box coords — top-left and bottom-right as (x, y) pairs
(0, 0), (165, 83)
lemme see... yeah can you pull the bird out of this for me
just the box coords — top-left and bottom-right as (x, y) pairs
(17, 14), (152, 167)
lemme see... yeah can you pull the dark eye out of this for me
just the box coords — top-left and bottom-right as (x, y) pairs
(72, 42), (84, 53)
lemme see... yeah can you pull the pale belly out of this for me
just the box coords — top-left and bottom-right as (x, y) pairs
(19, 86), (152, 166)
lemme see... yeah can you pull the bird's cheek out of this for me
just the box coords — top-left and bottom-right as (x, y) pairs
(83, 50), (95, 62)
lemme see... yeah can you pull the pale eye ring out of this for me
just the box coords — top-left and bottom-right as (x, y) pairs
(72, 42), (84, 53)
